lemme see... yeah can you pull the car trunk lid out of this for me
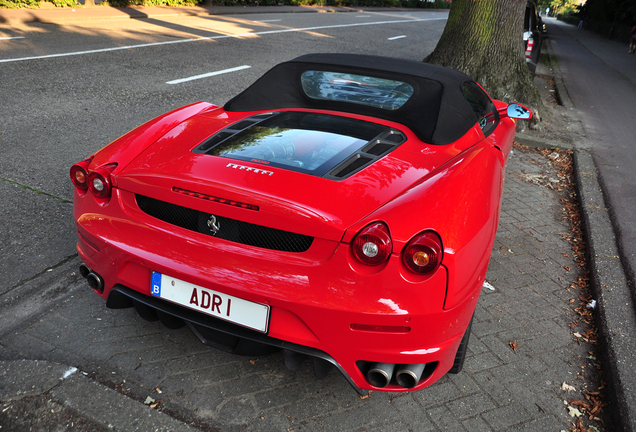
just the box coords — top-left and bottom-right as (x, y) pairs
(115, 111), (478, 242)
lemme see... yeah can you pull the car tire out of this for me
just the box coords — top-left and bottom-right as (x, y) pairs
(448, 314), (474, 374)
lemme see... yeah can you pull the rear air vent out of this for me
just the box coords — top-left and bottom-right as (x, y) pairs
(364, 143), (394, 156)
(331, 155), (374, 178)
(193, 113), (278, 154)
(325, 130), (406, 180)
(136, 194), (313, 253)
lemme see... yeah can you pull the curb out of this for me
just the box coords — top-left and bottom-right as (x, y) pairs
(543, 28), (636, 432)
(574, 150), (636, 432)
(0, 360), (195, 431)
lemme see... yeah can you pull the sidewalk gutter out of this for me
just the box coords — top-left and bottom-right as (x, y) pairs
(543, 32), (636, 432)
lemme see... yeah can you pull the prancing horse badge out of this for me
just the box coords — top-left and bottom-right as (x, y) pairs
(207, 215), (220, 235)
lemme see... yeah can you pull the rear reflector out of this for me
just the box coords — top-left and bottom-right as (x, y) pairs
(351, 323), (411, 333)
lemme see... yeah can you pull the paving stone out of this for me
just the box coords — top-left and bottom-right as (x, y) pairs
(481, 402), (532, 430)
(445, 393), (496, 420)
(428, 405), (467, 432)
(254, 383), (306, 410)
(471, 371), (513, 406)
(462, 416), (493, 432)
(390, 395), (436, 430)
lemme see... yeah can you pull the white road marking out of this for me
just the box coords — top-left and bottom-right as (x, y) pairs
(166, 65), (251, 84)
(0, 18), (443, 63)
(0, 36), (26, 40)
(388, 35), (407, 40)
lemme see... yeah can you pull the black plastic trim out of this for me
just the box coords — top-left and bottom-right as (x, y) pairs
(106, 285), (367, 395)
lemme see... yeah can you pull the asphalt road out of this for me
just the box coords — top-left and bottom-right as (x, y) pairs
(546, 19), (636, 297)
(0, 10), (447, 290)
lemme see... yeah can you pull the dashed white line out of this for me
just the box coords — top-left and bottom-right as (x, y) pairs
(388, 35), (407, 40)
(166, 65), (251, 84)
(0, 36), (26, 40)
(0, 18), (442, 64)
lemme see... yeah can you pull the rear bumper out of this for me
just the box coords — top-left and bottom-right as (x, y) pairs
(75, 188), (482, 392)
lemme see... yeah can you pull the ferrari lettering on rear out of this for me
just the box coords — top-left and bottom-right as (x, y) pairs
(226, 162), (273, 176)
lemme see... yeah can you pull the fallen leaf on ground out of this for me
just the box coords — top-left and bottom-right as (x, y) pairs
(561, 382), (576, 392)
(509, 341), (518, 353)
(359, 391), (372, 400)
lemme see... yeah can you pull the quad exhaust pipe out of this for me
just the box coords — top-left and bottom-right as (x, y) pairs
(367, 362), (395, 388)
(366, 362), (427, 389)
(79, 264), (104, 292)
(395, 364), (426, 389)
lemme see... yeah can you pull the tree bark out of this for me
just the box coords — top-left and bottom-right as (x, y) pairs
(425, 0), (542, 117)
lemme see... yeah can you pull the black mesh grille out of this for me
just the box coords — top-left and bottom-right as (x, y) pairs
(136, 195), (314, 253)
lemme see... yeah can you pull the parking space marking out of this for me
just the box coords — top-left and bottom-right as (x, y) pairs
(0, 17), (444, 63)
(166, 65), (251, 84)
(0, 36), (26, 40)
(388, 35), (406, 40)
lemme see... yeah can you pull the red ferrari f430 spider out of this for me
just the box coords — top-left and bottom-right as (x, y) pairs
(71, 54), (532, 394)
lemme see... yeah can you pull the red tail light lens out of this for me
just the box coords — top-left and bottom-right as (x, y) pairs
(352, 222), (392, 266)
(87, 164), (117, 199)
(402, 231), (443, 275)
(70, 160), (91, 190)
(525, 38), (534, 59)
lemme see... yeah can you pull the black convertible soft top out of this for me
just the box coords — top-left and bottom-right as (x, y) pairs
(224, 54), (482, 145)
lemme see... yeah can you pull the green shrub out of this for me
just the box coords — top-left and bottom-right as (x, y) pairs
(557, 11), (579, 26)
(0, 0), (40, 8)
(50, 0), (76, 6)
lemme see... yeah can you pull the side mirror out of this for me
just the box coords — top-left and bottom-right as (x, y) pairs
(502, 103), (533, 120)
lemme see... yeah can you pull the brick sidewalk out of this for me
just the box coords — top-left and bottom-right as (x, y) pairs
(0, 146), (605, 431)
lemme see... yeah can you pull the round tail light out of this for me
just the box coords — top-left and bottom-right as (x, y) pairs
(87, 165), (116, 199)
(352, 222), (392, 266)
(402, 231), (443, 275)
(70, 160), (91, 190)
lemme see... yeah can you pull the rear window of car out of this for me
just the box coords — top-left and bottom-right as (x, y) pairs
(194, 112), (404, 178)
(301, 71), (414, 111)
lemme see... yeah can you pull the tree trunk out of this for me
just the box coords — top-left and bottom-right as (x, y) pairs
(425, 0), (542, 117)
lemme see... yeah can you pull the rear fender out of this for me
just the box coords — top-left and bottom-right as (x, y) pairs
(346, 142), (506, 311)
(87, 102), (218, 177)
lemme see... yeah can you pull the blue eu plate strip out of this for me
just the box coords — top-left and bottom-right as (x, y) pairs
(151, 271), (162, 297)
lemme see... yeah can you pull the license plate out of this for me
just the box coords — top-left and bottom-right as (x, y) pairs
(151, 271), (270, 333)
